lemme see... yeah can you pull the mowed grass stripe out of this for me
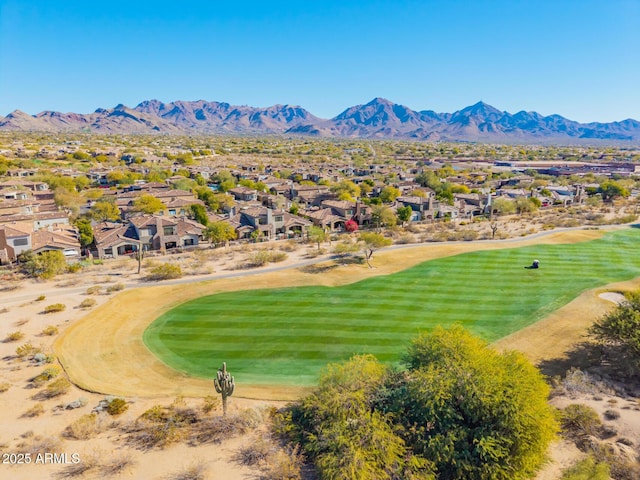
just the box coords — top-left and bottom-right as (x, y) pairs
(144, 229), (640, 385)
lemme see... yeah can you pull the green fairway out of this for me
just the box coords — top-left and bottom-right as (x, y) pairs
(144, 228), (640, 386)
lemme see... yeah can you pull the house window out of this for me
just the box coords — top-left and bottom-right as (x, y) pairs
(163, 227), (176, 235)
(346, 210), (353, 215)
(183, 238), (195, 246)
(104, 247), (113, 255)
(169, 209), (176, 215)
(13, 238), (29, 246)
(274, 216), (283, 222)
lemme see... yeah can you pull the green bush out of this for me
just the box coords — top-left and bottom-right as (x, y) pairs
(15, 343), (42, 359)
(22, 404), (45, 418)
(589, 291), (640, 378)
(67, 262), (83, 273)
(43, 303), (66, 314)
(79, 298), (97, 309)
(40, 377), (71, 398)
(35, 295), (46, 302)
(561, 456), (610, 480)
(31, 366), (61, 385)
(278, 327), (558, 480)
(86, 286), (102, 295)
(145, 263), (183, 281)
(19, 250), (68, 279)
(106, 398), (128, 416)
(106, 283), (125, 293)
(4, 331), (25, 342)
(41, 326), (59, 336)
(560, 404), (603, 441)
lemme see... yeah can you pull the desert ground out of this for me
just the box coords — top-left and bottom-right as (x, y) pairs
(1, 225), (639, 479)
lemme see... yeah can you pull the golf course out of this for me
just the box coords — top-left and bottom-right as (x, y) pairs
(143, 227), (640, 386)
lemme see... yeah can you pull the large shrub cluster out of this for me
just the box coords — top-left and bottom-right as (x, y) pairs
(589, 291), (640, 378)
(275, 327), (558, 480)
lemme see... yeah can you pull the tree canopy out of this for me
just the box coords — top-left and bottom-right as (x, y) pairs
(359, 231), (392, 268)
(276, 327), (557, 480)
(90, 200), (121, 222)
(205, 221), (237, 246)
(131, 194), (166, 214)
(308, 226), (329, 250)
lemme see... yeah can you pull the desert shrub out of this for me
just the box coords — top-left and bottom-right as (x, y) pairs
(552, 368), (615, 397)
(55, 453), (99, 478)
(244, 250), (288, 267)
(237, 436), (273, 465)
(35, 295), (46, 301)
(124, 403), (261, 450)
(201, 395), (220, 414)
(589, 291), (640, 378)
(99, 452), (136, 476)
(41, 325), (59, 336)
(561, 455), (610, 480)
(31, 366), (61, 386)
(604, 409), (621, 420)
(38, 377), (71, 399)
(86, 286), (102, 295)
(279, 240), (299, 252)
(79, 298), (97, 309)
(66, 262), (83, 273)
(63, 413), (107, 440)
(106, 283), (125, 293)
(43, 303), (66, 314)
(145, 262), (183, 281)
(459, 229), (479, 241)
(591, 443), (640, 480)
(189, 409), (262, 445)
(247, 250), (271, 267)
(4, 331), (25, 342)
(15, 343), (42, 359)
(608, 214), (637, 225)
(0, 382), (10, 393)
(394, 233), (417, 244)
(15, 435), (62, 456)
(166, 461), (207, 480)
(21, 403), (45, 418)
(560, 404), (603, 441)
(124, 404), (197, 449)
(106, 397), (129, 416)
(263, 445), (304, 480)
(20, 250), (67, 279)
(269, 251), (287, 263)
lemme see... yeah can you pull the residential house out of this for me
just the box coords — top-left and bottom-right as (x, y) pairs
(93, 215), (206, 259)
(0, 223), (32, 263)
(32, 226), (81, 259)
(304, 200), (372, 231)
(228, 187), (259, 202)
(396, 195), (438, 221)
(227, 207), (311, 240)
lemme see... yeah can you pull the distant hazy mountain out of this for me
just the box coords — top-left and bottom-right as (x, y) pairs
(1, 98), (639, 143)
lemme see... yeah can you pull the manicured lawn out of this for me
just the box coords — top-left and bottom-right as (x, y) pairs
(144, 228), (640, 386)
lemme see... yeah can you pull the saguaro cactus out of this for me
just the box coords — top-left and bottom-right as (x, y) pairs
(214, 362), (235, 416)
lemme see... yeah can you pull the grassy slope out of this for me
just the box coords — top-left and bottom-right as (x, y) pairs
(144, 228), (640, 386)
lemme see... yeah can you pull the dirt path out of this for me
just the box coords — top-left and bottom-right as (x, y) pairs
(53, 227), (636, 401)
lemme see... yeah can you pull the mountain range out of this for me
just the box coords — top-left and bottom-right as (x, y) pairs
(1, 98), (639, 143)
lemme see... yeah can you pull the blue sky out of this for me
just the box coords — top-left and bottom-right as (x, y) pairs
(1, 0), (638, 122)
